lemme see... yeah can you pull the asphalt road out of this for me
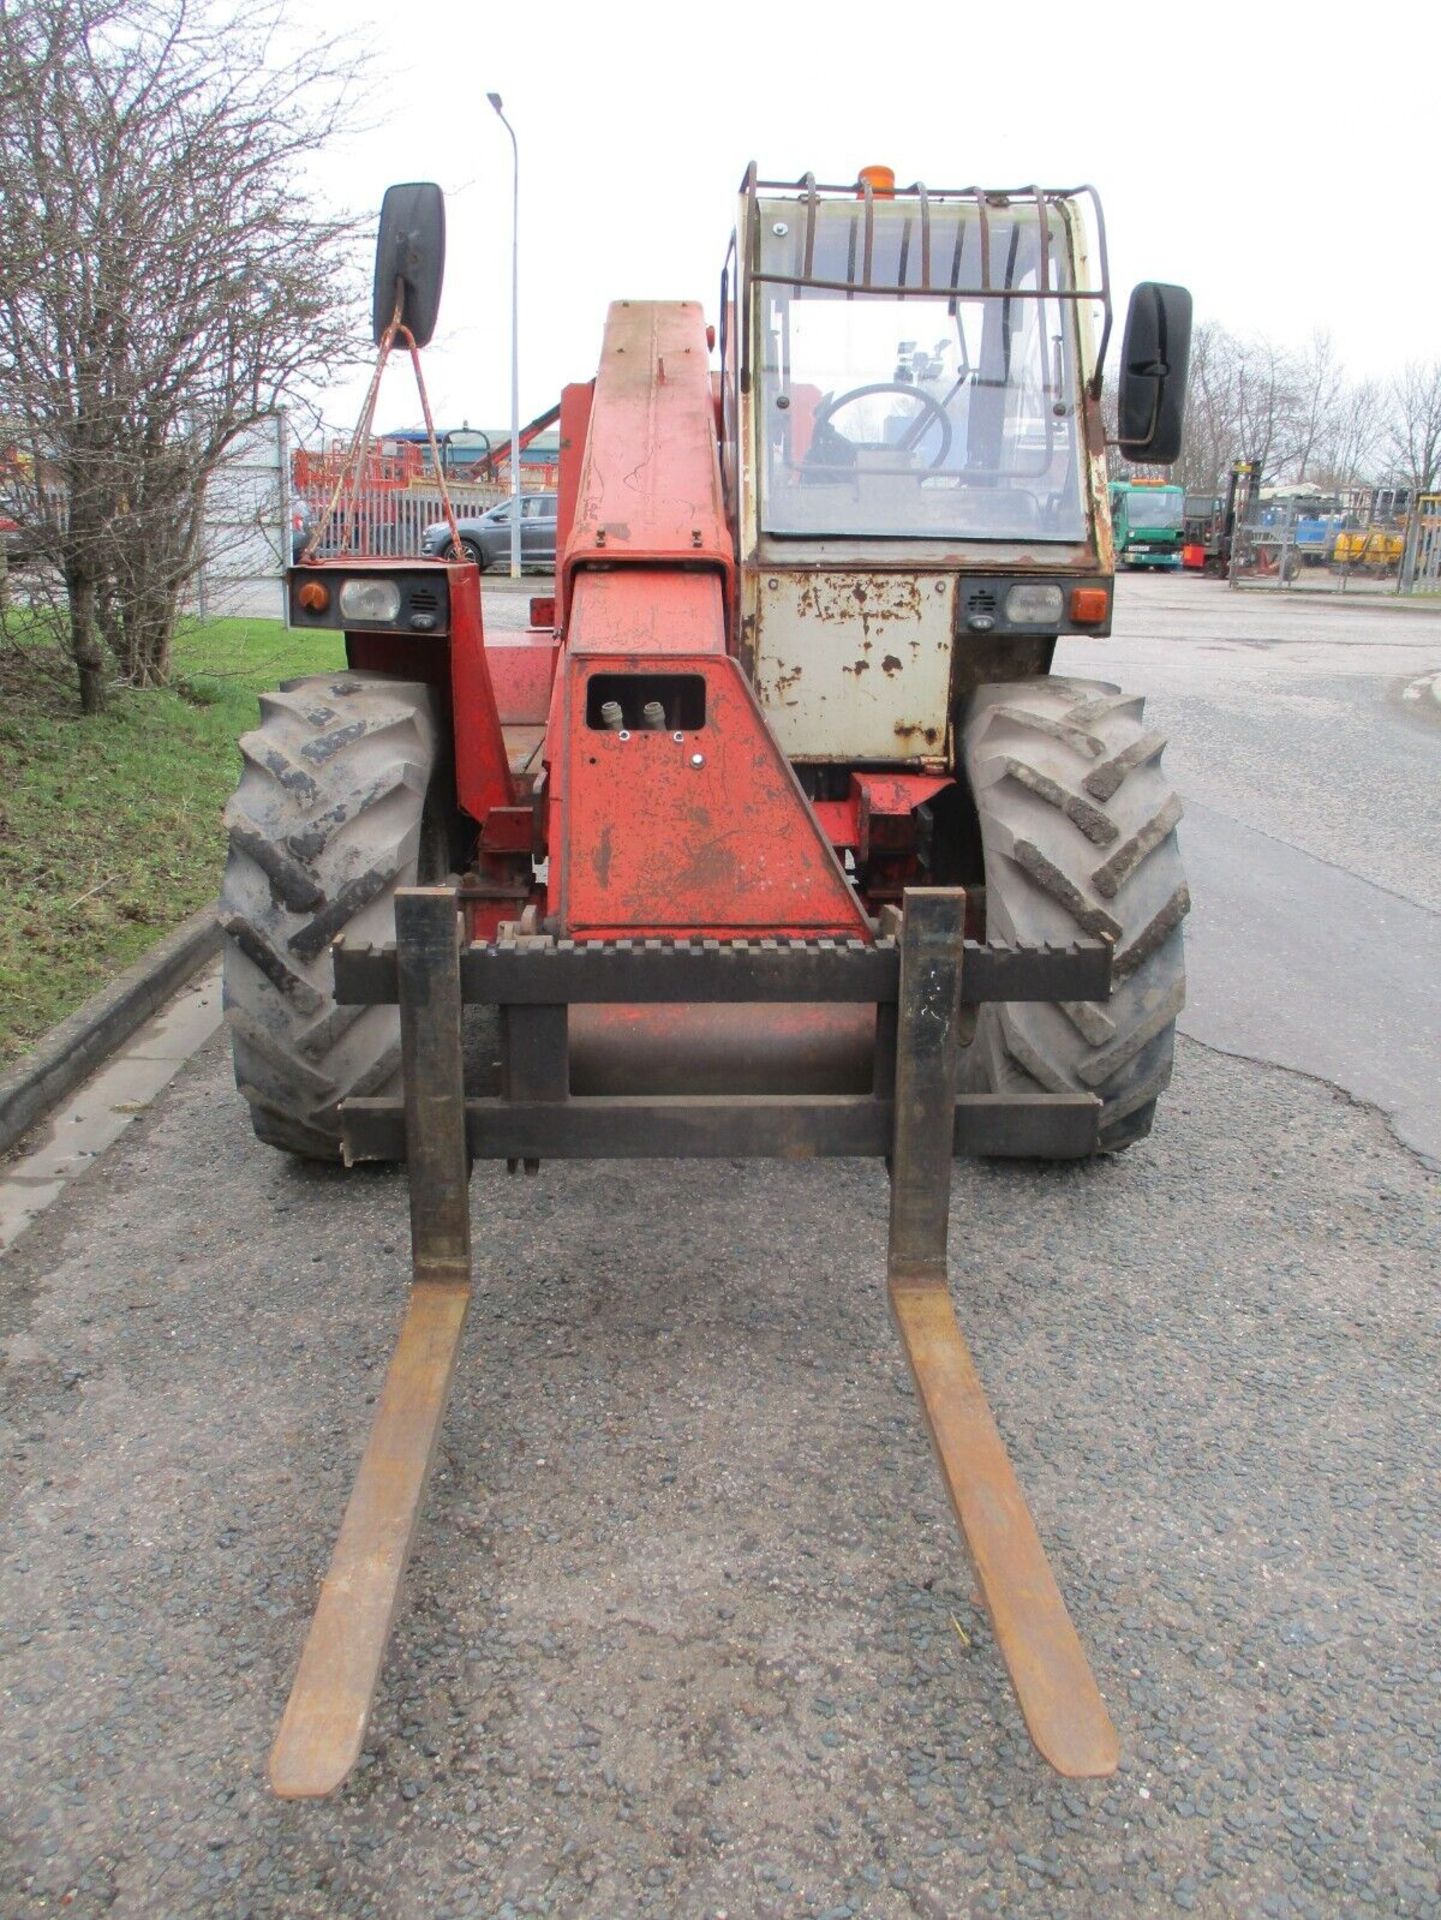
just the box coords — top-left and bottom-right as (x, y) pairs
(1057, 576), (1441, 1168)
(2, 578), (1439, 1920)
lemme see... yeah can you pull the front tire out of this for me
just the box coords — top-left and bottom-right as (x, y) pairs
(220, 674), (447, 1160)
(961, 676), (1190, 1151)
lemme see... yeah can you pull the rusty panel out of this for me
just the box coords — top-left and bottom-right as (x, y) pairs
(752, 571), (956, 762)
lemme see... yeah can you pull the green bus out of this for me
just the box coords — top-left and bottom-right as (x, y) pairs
(1109, 480), (1185, 569)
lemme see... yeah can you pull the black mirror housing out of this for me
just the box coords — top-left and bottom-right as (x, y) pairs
(372, 182), (446, 348)
(1116, 282), (1192, 465)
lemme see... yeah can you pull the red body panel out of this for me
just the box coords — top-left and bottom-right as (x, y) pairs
(561, 302), (734, 610)
(447, 565), (515, 825)
(537, 300), (868, 941)
(565, 568), (726, 658)
(554, 381), (593, 629)
(484, 630), (560, 725)
(550, 573), (867, 938)
(810, 774), (953, 848)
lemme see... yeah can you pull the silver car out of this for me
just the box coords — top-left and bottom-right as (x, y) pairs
(419, 492), (558, 572)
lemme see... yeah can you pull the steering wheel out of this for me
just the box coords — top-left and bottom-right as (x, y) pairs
(809, 382), (953, 468)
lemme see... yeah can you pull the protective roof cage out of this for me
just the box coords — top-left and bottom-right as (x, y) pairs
(743, 165), (1113, 397)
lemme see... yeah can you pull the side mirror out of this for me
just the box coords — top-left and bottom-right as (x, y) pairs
(372, 182), (446, 348)
(1116, 282), (1192, 465)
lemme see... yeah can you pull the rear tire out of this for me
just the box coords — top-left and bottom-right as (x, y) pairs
(960, 676), (1189, 1151)
(220, 675), (447, 1160)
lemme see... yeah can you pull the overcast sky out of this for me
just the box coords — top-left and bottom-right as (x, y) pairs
(300, 0), (1437, 440)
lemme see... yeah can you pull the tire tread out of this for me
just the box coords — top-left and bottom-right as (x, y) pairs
(962, 676), (1188, 1151)
(220, 674), (441, 1161)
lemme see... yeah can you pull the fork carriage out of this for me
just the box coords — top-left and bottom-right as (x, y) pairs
(266, 887), (1121, 1797)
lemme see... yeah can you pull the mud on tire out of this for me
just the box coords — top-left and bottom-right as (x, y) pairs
(220, 675), (443, 1160)
(961, 676), (1190, 1151)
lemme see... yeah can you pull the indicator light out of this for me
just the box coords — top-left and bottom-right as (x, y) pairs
(1070, 587), (1110, 624)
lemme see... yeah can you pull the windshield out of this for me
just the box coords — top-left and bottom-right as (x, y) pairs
(1118, 488), (1183, 531)
(757, 198), (1089, 542)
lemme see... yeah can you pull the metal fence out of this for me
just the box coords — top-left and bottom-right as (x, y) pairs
(1228, 490), (1439, 597)
(300, 481), (511, 559)
(1401, 496), (1441, 594)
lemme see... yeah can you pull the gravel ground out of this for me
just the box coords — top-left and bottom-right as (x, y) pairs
(3, 1027), (1438, 1919)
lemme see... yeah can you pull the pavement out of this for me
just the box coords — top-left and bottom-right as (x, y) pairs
(0, 965), (222, 1253)
(1, 577), (1438, 1920)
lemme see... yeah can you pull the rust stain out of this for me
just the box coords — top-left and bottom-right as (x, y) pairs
(792, 573), (925, 639)
(894, 721), (941, 746)
(881, 655), (903, 677)
(843, 659), (872, 677)
(594, 823), (613, 890)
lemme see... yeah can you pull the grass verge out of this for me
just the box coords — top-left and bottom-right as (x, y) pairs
(0, 618), (343, 1070)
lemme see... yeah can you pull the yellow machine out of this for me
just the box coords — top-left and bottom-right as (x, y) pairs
(1332, 526), (1405, 573)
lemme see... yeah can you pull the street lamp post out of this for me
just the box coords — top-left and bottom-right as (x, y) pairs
(487, 92), (521, 579)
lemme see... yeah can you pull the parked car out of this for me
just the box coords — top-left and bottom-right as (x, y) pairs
(419, 492), (558, 572)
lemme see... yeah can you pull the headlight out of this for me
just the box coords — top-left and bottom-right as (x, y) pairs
(338, 579), (401, 623)
(1004, 583), (1065, 625)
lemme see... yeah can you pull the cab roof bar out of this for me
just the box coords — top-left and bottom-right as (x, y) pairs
(741, 164), (1113, 396)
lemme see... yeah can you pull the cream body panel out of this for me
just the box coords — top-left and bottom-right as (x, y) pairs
(752, 570), (956, 761)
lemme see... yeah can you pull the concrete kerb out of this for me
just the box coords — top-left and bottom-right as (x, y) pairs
(1402, 670), (1441, 709)
(481, 572), (555, 597)
(1228, 582), (1441, 614)
(0, 905), (221, 1159)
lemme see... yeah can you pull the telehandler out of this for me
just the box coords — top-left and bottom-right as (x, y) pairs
(221, 167), (1192, 1796)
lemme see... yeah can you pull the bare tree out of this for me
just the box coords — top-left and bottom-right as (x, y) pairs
(1290, 332), (1346, 484)
(0, 0), (364, 710)
(1231, 335), (1302, 489)
(1314, 378), (1385, 492)
(1387, 361), (1441, 498)
(1175, 320), (1246, 494)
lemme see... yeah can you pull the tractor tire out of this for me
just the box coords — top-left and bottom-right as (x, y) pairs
(960, 676), (1189, 1151)
(220, 674), (447, 1160)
